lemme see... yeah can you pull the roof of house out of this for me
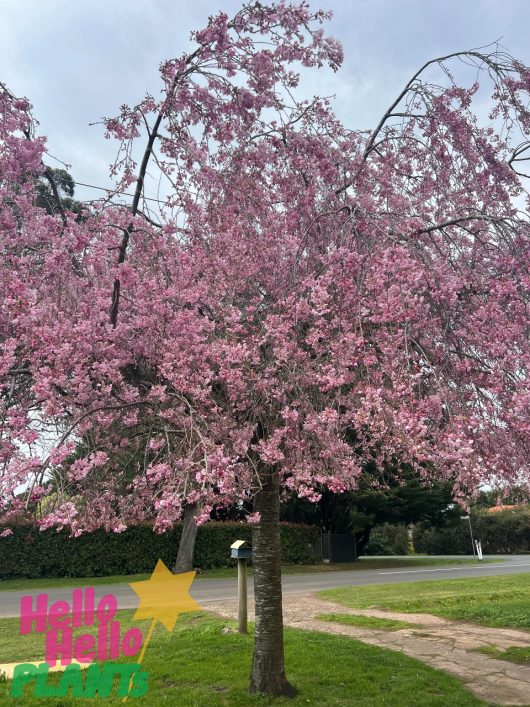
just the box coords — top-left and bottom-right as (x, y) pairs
(485, 504), (520, 514)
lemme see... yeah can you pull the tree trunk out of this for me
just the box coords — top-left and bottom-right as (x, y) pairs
(354, 527), (372, 557)
(250, 466), (296, 697)
(407, 522), (415, 555)
(174, 502), (199, 574)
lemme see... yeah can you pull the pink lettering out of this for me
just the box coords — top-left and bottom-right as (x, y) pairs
(45, 628), (73, 666)
(48, 600), (70, 629)
(74, 633), (96, 663)
(20, 594), (48, 634)
(108, 620), (121, 660)
(84, 588), (95, 626)
(121, 627), (143, 657)
(96, 594), (117, 624)
(97, 621), (108, 661)
(71, 589), (83, 628)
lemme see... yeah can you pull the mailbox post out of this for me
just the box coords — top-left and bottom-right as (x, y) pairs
(230, 540), (251, 634)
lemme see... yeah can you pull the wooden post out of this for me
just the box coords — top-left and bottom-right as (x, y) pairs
(237, 557), (248, 634)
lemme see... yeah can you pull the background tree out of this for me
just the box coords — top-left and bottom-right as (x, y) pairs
(1, 3), (530, 698)
(282, 466), (458, 556)
(471, 486), (530, 509)
(34, 168), (80, 217)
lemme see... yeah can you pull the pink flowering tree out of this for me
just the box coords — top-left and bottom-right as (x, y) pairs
(2, 2), (530, 695)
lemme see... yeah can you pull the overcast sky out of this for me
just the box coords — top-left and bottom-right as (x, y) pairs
(3, 0), (530, 202)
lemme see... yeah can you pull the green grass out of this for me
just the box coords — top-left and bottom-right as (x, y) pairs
(474, 644), (530, 664)
(316, 613), (417, 631)
(0, 574), (152, 593)
(319, 572), (530, 630)
(0, 612), (486, 705)
(0, 556), (487, 592)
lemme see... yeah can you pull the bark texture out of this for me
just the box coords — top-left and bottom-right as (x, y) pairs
(354, 527), (371, 557)
(174, 502), (199, 574)
(250, 466), (296, 696)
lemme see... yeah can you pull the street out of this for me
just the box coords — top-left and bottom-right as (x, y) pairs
(0, 555), (528, 618)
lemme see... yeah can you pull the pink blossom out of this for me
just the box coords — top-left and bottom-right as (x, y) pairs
(0, 8), (529, 538)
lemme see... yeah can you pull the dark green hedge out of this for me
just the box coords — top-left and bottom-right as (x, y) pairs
(364, 523), (409, 556)
(413, 509), (530, 555)
(0, 521), (319, 579)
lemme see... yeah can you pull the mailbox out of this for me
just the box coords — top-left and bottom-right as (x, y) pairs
(231, 540), (251, 634)
(230, 539), (252, 560)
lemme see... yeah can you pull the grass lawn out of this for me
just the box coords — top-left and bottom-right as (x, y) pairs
(474, 645), (530, 664)
(0, 556), (488, 592)
(319, 572), (530, 630)
(0, 612), (486, 705)
(316, 613), (417, 631)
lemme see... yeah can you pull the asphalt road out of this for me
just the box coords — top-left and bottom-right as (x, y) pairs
(1, 555), (529, 619)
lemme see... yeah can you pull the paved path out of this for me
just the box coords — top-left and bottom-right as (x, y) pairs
(210, 594), (530, 706)
(1, 555), (529, 618)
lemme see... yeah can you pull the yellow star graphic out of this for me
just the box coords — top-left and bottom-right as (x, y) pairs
(130, 559), (202, 631)
(123, 560), (203, 702)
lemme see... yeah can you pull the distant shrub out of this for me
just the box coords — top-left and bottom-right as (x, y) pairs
(364, 524), (408, 556)
(413, 508), (530, 555)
